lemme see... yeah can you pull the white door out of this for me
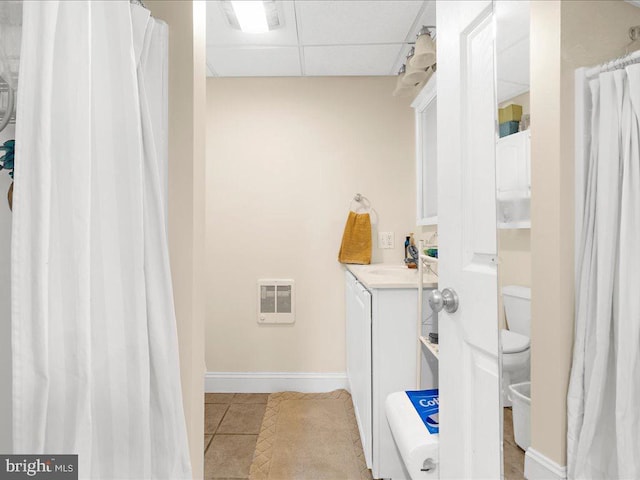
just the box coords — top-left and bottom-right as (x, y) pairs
(436, 1), (502, 479)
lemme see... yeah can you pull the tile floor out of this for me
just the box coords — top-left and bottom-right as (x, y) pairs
(204, 393), (526, 480)
(503, 407), (525, 480)
(204, 393), (269, 480)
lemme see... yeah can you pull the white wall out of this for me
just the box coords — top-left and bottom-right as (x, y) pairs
(205, 76), (416, 374)
(0, 124), (14, 453)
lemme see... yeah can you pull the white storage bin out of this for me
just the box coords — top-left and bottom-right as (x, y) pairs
(509, 381), (531, 450)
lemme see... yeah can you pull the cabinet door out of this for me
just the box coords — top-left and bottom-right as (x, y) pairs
(345, 272), (372, 468)
(496, 130), (531, 227)
(414, 75), (438, 225)
(356, 283), (373, 468)
(496, 130), (530, 199)
(345, 271), (357, 390)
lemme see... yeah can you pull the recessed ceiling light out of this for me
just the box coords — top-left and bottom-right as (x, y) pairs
(222, 1), (283, 34)
(231, 1), (268, 33)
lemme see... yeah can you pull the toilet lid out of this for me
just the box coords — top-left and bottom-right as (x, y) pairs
(501, 329), (530, 354)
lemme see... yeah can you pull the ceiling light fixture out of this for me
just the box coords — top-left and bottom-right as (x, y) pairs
(392, 25), (437, 98)
(231, 1), (268, 33)
(223, 1), (283, 34)
(393, 65), (415, 97)
(402, 47), (428, 86)
(411, 26), (437, 69)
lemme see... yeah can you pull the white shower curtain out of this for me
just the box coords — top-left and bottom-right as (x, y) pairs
(12, 2), (191, 479)
(567, 63), (640, 479)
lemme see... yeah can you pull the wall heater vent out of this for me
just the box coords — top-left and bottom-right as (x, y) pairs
(257, 279), (295, 324)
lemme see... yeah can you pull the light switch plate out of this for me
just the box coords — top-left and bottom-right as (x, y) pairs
(378, 232), (394, 249)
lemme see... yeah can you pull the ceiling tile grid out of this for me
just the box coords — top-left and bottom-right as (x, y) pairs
(205, 0), (528, 86)
(303, 44), (406, 76)
(206, 0), (432, 77)
(207, 46), (302, 77)
(495, 0), (529, 54)
(294, 1), (425, 46)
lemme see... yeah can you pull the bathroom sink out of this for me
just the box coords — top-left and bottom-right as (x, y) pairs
(367, 265), (415, 276)
(346, 263), (437, 289)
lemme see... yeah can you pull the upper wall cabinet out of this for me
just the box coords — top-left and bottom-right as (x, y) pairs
(413, 75), (437, 226)
(496, 129), (530, 229)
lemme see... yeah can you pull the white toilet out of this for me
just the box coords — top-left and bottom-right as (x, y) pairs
(501, 285), (531, 407)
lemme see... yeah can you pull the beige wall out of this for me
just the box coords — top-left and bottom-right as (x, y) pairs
(531, 1), (567, 465)
(498, 229), (531, 329)
(205, 76), (415, 373)
(146, 2), (206, 478)
(530, 0), (640, 467)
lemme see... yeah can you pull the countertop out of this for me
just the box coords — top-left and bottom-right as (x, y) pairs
(345, 263), (438, 289)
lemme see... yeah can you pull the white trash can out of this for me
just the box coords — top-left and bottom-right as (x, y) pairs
(508, 381), (531, 451)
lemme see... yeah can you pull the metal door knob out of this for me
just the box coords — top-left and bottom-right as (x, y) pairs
(428, 288), (459, 313)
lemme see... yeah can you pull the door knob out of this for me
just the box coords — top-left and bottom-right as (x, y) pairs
(428, 288), (459, 313)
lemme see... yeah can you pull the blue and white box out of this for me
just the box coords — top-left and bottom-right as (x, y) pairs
(405, 389), (439, 434)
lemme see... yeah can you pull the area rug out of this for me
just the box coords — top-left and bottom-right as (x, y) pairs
(249, 390), (373, 480)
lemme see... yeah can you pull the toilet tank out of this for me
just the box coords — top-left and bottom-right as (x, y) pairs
(502, 285), (531, 336)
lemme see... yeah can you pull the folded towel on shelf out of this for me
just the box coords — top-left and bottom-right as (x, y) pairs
(338, 211), (372, 265)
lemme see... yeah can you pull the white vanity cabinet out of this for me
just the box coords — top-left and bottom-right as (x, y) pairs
(345, 268), (437, 480)
(345, 270), (373, 467)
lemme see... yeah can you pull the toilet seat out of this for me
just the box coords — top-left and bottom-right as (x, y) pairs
(501, 329), (530, 354)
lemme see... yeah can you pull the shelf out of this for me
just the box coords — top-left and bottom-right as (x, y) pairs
(497, 220), (531, 229)
(497, 192), (530, 201)
(419, 254), (438, 278)
(420, 254), (438, 264)
(419, 336), (439, 359)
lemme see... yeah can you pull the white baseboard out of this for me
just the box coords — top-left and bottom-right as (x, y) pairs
(525, 448), (567, 480)
(204, 371), (349, 393)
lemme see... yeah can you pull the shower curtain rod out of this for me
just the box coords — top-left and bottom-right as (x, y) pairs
(585, 49), (640, 79)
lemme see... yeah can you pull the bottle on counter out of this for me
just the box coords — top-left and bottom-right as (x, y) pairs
(404, 236), (411, 262)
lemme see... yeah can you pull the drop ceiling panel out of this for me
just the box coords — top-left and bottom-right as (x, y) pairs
(304, 44), (404, 76)
(296, 1), (425, 45)
(207, 1), (299, 46)
(497, 80), (529, 104)
(204, 0), (435, 77)
(207, 47), (302, 76)
(497, 37), (530, 86)
(495, 1), (529, 101)
(409, 1), (436, 41)
(496, 0), (530, 54)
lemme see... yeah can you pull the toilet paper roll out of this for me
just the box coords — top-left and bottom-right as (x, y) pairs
(386, 391), (440, 479)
